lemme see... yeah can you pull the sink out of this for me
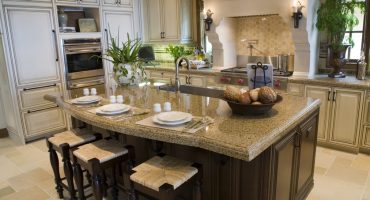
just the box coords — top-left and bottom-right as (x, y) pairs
(158, 84), (224, 98)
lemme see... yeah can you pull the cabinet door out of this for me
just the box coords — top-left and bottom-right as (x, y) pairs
(273, 131), (297, 200)
(146, 0), (162, 42)
(162, 0), (180, 41)
(296, 115), (318, 199)
(5, 7), (60, 86)
(22, 107), (66, 138)
(305, 86), (331, 141)
(287, 83), (304, 97)
(103, 10), (135, 73)
(180, 0), (193, 43)
(18, 84), (61, 110)
(80, 0), (99, 5)
(329, 88), (363, 147)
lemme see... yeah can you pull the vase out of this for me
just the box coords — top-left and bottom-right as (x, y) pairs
(58, 9), (68, 28)
(113, 64), (141, 86)
(327, 45), (350, 78)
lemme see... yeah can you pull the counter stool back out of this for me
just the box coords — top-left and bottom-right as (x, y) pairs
(46, 128), (101, 199)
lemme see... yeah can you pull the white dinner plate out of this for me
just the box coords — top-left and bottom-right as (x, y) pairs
(153, 114), (192, 126)
(100, 104), (130, 113)
(96, 106), (130, 116)
(156, 111), (193, 123)
(71, 96), (101, 104)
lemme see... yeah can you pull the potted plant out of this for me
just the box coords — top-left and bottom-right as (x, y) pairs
(165, 44), (193, 65)
(316, 0), (365, 78)
(104, 32), (145, 85)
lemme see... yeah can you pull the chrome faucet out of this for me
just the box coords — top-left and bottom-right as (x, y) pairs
(175, 56), (190, 91)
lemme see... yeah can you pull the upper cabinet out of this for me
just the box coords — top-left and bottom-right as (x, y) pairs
(142, 0), (195, 44)
(5, 7), (60, 86)
(102, 0), (132, 7)
(55, 0), (99, 6)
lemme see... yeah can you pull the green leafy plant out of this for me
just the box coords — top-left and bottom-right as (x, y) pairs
(102, 31), (146, 83)
(165, 44), (193, 62)
(316, 0), (365, 51)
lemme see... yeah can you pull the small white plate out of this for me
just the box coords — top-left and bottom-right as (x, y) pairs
(95, 106), (130, 116)
(100, 104), (129, 113)
(153, 115), (192, 126)
(71, 96), (101, 104)
(156, 111), (193, 123)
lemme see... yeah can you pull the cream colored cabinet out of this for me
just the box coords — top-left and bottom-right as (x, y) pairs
(180, 74), (205, 87)
(305, 86), (364, 151)
(55, 0), (99, 5)
(360, 92), (370, 151)
(143, 0), (180, 42)
(329, 88), (363, 147)
(305, 86), (331, 142)
(361, 126), (370, 150)
(287, 83), (305, 97)
(18, 84), (61, 110)
(22, 106), (66, 139)
(103, 0), (131, 7)
(5, 7), (60, 86)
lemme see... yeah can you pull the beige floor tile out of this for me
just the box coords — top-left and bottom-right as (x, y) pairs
(307, 174), (364, 200)
(7, 168), (53, 192)
(352, 154), (370, 172)
(0, 186), (50, 200)
(326, 157), (368, 185)
(0, 186), (15, 198)
(30, 139), (49, 153)
(314, 148), (336, 169)
(0, 156), (22, 181)
(314, 166), (327, 176)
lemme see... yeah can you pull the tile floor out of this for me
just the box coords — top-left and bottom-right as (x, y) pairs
(0, 137), (370, 200)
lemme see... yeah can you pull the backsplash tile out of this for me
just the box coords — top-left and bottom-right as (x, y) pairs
(236, 15), (295, 56)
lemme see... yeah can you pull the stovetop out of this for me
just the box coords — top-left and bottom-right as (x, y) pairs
(220, 66), (292, 77)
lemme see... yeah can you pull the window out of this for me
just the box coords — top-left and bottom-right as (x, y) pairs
(345, 6), (366, 60)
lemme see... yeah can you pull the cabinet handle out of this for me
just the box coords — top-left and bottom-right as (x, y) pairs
(160, 32), (163, 39)
(328, 91), (331, 101)
(163, 32), (165, 38)
(23, 83), (57, 91)
(118, 0), (121, 5)
(27, 105), (58, 113)
(104, 29), (109, 50)
(333, 91), (337, 101)
(52, 30), (59, 61)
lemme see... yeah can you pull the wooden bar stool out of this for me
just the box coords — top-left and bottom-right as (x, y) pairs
(46, 128), (100, 199)
(129, 154), (202, 200)
(72, 139), (135, 200)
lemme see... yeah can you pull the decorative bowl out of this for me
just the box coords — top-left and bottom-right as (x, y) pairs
(223, 95), (283, 115)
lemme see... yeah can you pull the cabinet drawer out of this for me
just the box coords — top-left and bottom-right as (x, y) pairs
(361, 126), (370, 148)
(363, 93), (370, 124)
(22, 106), (66, 138)
(18, 84), (61, 110)
(103, 0), (131, 6)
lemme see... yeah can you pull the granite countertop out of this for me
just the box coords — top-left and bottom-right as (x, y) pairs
(145, 65), (370, 90)
(46, 86), (320, 161)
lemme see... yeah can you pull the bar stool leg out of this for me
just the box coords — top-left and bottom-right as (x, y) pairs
(60, 144), (76, 200)
(111, 165), (119, 200)
(124, 145), (136, 200)
(192, 163), (203, 200)
(158, 184), (175, 200)
(90, 158), (104, 200)
(46, 139), (64, 199)
(72, 155), (85, 200)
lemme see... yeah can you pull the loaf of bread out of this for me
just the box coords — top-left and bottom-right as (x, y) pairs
(239, 92), (251, 105)
(249, 88), (260, 102)
(224, 86), (241, 102)
(258, 86), (277, 104)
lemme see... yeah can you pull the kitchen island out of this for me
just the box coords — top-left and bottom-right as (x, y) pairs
(46, 85), (320, 200)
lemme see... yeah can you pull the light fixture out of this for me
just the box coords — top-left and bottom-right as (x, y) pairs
(292, 1), (304, 28)
(204, 9), (214, 31)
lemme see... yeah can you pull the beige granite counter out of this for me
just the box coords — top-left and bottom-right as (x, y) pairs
(46, 86), (320, 161)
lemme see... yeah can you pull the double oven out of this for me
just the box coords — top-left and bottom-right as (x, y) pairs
(63, 38), (105, 98)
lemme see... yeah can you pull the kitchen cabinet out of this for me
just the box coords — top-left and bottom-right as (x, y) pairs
(5, 7), (60, 86)
(180, 74), (205, 87)
(103, 0), (131, 7)
(305, 86), (364, 151)
(18, 84), (61, 110)
(22, 106), (66, 139)
(143, 0), (180, 42)
(55, 0), (99, 6)
(287, 83), (304, 97)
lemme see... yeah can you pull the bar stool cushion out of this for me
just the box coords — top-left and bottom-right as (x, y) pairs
(130, 155), (198, 192)
(73, 139), (128, 163)
(48, 129), (96, 148)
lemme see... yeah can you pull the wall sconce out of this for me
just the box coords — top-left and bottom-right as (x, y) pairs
(204, 9), (214, 31)
(292, 1), (304, 28)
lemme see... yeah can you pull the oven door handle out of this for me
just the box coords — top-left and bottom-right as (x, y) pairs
(65, 48), (102, 55)
(69, 80), (105, 89)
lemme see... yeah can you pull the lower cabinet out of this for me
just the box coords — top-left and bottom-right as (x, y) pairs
(22, 106), (66, 140)
(272, 112), (318, 200)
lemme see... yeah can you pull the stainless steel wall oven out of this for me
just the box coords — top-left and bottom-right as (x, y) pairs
(63, 38), (105, 97)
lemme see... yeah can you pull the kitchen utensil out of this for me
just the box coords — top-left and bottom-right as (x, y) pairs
(223, 95), (282, 115)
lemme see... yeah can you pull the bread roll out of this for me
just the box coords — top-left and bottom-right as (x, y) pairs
(224, 86), (241, 102)
(239, 92), (251, 105)
(249, 88), (260, 102)
(258, 86), (277, 104)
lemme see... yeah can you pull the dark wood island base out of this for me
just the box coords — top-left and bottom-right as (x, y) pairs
(72, 110), (319, 200)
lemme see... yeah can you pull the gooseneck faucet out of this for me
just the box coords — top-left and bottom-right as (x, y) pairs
(175, 56), (190, 91)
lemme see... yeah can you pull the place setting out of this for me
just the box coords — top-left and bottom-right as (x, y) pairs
(136, 102), (214, 134)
